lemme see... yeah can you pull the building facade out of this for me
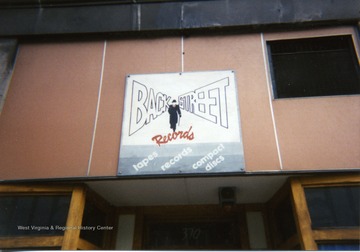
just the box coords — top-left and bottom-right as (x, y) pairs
(0, 0), (359, 250)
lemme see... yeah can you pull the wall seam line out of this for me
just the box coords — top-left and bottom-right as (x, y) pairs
(181, 36), (184, 72)
(261, 33), (284, 170)
(87, 40), (107, 176)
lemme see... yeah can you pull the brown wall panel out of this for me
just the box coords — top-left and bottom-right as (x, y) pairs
(89, 38), (182, 176)
(1, 26), (358, 180)
(0, 42), (104, 180)
(183, 34), (281, 171)
(274, 96), (360, 170)
(265, 26), (360, 170)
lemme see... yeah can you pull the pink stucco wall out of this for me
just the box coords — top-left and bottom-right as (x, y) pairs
(0, 26), (358, 180)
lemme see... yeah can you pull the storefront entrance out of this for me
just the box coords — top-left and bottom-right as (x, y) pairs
(0, 174), (359, 250)
(138, 205), (248, 250)
(144, 217), (241, 250)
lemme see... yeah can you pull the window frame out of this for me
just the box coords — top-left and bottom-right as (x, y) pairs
(290, 174), (360, 250)
(0, 184), (115, 250)
(264, 27), (360, 100)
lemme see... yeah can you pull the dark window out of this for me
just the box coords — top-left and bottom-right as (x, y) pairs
(80, 199), (107, 247)
(144, 218), (241, 250)
(269, 195), (298, 248)
(318, 243), (360, 250)
(0, 195), (71, 236)
(268, 35), (360, 98)
(304, 186), (360, 228)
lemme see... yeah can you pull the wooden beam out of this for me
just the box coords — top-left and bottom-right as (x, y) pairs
(61, 186), (86, 250)
(0, 236), (63, 248)
(238, 210), (250, 250)
(77, 238), (101, 250)
(298, 174), (360, 187)
(0, 184), (74, 193)
(290, 178), (318, 250)
(132, 207), (144, 250)
(277, 234), (299, 250)
(313, 229), (360, 241)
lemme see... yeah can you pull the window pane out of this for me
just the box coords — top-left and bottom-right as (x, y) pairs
(80, 200), (107, 247)
(0, 195), (71, 236)
(305, 186), (360, 228)
(272, 195), (297, 244)
(144, 218), (241, 249)
(318, 243), (360, 250)
(268, 35), (360, 98)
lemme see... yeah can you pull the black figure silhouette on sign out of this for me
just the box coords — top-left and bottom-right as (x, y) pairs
(168, 99), (182, 132)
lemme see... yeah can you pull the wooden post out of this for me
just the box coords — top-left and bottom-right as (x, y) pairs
(132, 207), (144, 250)
(290, 178), (317, 250)
(61, 186), (86, 250)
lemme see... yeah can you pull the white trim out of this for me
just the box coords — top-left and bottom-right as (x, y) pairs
(181, 36), (184, 72)
(87, 40), (107, 176)
(137, 5), (141, 30)
(261, 33), (283, 170)
(0, 40), (18, 115)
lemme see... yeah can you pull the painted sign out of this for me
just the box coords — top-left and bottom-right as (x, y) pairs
(118, 70), (244, 176)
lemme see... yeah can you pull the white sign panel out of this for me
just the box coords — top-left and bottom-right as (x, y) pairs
(118, 70), (244, 176)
